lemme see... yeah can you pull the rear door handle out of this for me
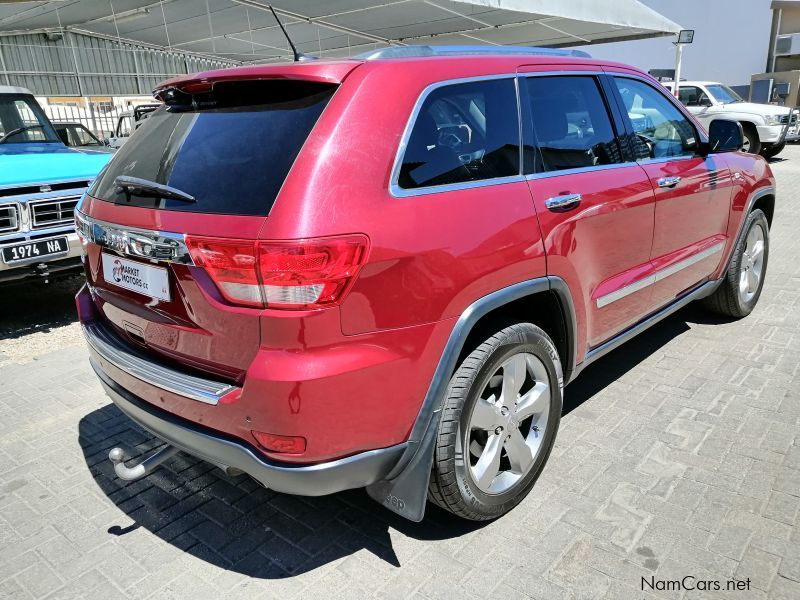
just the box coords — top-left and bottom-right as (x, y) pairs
(545, 193), (581, 212)
(656, 176), (681, 188)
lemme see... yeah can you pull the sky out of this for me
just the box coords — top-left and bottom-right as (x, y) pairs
(574, 0), (773, 86)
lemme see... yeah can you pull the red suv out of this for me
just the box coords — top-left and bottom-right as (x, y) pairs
(76, 46), (774, 522)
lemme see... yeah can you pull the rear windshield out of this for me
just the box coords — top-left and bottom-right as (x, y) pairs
(89, 80), (336, 216)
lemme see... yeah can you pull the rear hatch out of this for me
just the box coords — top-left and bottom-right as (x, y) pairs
(79, 76), (340, 382)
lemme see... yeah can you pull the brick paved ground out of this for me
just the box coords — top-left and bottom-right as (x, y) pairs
(1, 149), (799, 600)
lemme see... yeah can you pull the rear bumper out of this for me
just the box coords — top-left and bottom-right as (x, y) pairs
(90, 357), (407, 496)
(0, 255), (82, 284)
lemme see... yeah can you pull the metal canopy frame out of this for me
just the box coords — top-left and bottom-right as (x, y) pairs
(0, 0), (682, 65)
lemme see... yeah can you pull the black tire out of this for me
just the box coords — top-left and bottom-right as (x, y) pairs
(741, 124), (761, 155)
(703, 209), (769, 318)
(761, 142), (785, 159)
(428, 323), (562, 521)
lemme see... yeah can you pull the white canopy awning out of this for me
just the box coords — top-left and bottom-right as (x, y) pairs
(0, 0), (682, 64)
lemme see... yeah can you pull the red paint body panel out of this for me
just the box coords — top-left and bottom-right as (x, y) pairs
(77, 54), (775, 466)
(529, 167), (656, 350)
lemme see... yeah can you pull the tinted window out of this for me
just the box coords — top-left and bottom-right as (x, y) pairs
(526, 76), (623, 173)
(398, 78), (520, 189)
(90, 81), (335, 216)
(614, 78), (698, 160)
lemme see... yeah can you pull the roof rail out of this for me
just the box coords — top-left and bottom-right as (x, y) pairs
(355, 45), (591, 60)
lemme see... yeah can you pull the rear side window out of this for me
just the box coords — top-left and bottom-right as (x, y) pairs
(525, 76), (623, 173)
(398, 78), (520, 190)
(89, 80), (336, 216)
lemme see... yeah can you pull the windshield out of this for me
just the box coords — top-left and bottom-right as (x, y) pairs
(89, 80), (336, 216)
(705, 84), (744, 104)
(0, 94), (60, 143)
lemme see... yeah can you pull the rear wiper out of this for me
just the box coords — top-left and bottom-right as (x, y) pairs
(114, 176), (196, 204)
(0, 124), (44, 144)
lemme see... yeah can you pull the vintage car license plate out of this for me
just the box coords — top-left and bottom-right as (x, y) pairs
(102, 253), (171, 301)
(1, 236), (69, 264)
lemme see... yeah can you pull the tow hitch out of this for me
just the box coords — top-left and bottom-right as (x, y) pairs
(108, 445), (180, 481)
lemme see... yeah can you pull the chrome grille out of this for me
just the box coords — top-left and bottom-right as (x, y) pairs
(0, 203), (19, 234)
(780, 114), (798, 125)
(30, 196), (80, 230)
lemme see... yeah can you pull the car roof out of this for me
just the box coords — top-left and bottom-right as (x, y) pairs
(153, 46), (648, 94)
(0, 84), (33, 95)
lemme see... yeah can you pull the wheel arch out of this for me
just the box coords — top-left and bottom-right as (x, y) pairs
(365, 276), (578, 522)
(752, 192), (775, 227)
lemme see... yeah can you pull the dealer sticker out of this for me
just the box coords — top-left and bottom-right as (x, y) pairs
(102, 253), (171, 301)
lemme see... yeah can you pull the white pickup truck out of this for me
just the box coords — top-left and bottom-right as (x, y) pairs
(662, 81), (798, 159)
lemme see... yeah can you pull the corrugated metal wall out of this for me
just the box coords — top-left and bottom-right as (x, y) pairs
(0, 32), (238, 96)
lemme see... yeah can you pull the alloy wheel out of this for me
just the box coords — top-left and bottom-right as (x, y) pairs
(739, 223), (765, 304)
(463, 352), (551, 494)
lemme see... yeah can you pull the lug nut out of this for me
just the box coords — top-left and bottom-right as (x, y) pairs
(500, 406), (509, 416)
(495, 426), (504, 434)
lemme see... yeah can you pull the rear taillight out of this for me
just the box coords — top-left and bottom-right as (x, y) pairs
(185, 235), (368, 310)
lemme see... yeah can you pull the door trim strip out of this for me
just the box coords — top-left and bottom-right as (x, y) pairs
(596, 241), (725, 308)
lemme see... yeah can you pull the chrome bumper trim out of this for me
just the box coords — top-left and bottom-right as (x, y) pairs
(82, 320), (235, 405)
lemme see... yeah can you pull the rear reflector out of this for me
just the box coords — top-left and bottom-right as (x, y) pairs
(185, 235), (368, 309)
(252, 431), (307, 454)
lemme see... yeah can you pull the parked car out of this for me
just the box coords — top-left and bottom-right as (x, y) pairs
(0, 85), (112, 285)
(662, 80), (797, 158)
(54, 122), (114, 153)
(106, 104), (160, 149)
(76, 47), (774, 522)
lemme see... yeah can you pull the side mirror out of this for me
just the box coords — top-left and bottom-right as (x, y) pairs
(707, 119), (743, 153)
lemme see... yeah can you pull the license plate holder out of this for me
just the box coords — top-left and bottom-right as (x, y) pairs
(102, 253), (171, 301)
(1, 236), (69, 265)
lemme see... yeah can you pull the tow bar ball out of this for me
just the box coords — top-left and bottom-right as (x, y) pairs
(108, 445), (180, 481)
(108, 445), (246, 481)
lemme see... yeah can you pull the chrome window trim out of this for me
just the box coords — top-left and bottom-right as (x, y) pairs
(525, 161), (638, 181)
(636, 155), (697, 166)
(75, 210), (194, 265)
(389, 73), (524, 199)
(596, 241), (725, 308)
(83, 321), (235, 405)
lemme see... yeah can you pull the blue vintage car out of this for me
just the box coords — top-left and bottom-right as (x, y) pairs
(0, 85), (112, 284)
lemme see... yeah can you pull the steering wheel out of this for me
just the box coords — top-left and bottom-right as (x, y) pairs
(438, 126), (468, 150)
(636, 133), (656, 157)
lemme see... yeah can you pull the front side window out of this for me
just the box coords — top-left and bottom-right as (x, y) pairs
(117, 116), (132, 137)
(614, 77), (698, 160)
(0, 95), (59, 143)
(398, 78), (520, 190)
(676, 85), (705, 107)
(525, 76), (623, 173)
